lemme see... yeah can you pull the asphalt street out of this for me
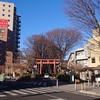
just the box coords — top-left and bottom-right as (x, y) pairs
(0, 78), (100, 100)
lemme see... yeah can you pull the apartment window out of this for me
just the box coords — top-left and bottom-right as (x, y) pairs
(8, 37), (10, 39)
(3, 9), (5, 11)
(0, 36), (3, 38)
(8, 15), (10, 17)
(8, 24), (10, 27)
(3, 4), (5, 6)
(8, 10), (10, 12)
(8, 20), (10, 22)
(2, 14), (5, 16)
(0, 54), (2, 56)
(0, 41), (2, 44)
(92, 57), (95, 63)
(0, 60), (1, 62)
(0, 29), (5, 33)
(9, 5), (11, 7)
(6, 53), (10, 56)
(6, 60), (10, 63)
(0, 47), (2, 49)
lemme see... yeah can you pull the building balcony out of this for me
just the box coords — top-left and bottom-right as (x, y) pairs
(76, 55), (88, 60)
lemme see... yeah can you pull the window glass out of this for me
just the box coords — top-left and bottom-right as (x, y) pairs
(6, 60), (10, 62)
(3, 9), (5, 11)
(3, 4), (5, 6)
(0, 36), (3, 38)
(6, 53), (10, 56)
(0, 41), (2, 44)
(2, 14), (5, 16)
(92, 57), (95, 63)
(0, 29), (5, 33)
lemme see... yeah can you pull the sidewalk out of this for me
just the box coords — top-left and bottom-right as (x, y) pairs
(54, 81), (100, 96)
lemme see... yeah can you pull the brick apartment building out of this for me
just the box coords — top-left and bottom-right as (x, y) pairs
(0, 1), (21, 74)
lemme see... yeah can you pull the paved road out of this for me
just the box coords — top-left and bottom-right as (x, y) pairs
(0, 86), (99, 100)
(0, 78), (100, 100)
(0, 78), (55, 91)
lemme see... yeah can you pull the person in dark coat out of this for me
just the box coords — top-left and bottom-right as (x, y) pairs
(91, 72), (95, 85)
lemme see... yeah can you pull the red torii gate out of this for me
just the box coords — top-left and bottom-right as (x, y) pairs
(36, 58), (60, 74)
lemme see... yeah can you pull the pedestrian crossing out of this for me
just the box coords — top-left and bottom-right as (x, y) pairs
(0, 85), (8, 89)
(11, 81), (47, 86)
(0, 87), (63, 98)
(0, 81), (48, 90)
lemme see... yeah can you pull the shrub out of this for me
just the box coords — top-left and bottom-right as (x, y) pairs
(74, 73), (80, 79)
(56, 73), (70, 82)
(17, 73), (31, 82)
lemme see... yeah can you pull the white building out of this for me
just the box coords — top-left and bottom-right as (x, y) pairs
(68, 46), (89, 68)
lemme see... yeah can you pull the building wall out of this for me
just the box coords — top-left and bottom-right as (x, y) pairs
(88, 37), (100, 67)
(67, 47), (89, 67)
(0, 1), (21, 60)
(0, 1), (14, 31)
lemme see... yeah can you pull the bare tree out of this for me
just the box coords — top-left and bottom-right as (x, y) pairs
(64, 0), (100, 37)
(67, 60), (83, 73)
(46, 28), (82, 64)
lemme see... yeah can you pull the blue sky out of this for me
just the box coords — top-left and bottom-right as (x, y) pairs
(5, 0), (71, 49)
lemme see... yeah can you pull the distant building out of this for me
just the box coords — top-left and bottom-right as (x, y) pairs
(0, 1), (21, 74)
(67, 47), (89, 68)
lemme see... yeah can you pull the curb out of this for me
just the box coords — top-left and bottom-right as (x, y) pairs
(53, 85), (100, 97)
(79, 90), (100, 96)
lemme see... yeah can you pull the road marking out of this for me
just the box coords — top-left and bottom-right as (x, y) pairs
(12, 90), (28, 95)
(0, 93), (6, 97)
(0, 85), (8, 89)
(28, 82), (33, 84)
(4, 91), (18, 96)
(27, 88), (46, 93)
(20, 89), (37, 94)
(24, 82), (29, 84)
(38, 82), (42, 85)
(33, 82), (38, 85)
(43, 82), (47, 86)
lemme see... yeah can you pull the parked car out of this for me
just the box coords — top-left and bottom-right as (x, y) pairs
(44, 73), (49, 78)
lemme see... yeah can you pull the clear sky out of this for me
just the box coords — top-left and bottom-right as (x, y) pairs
(4, 0), (71, 49)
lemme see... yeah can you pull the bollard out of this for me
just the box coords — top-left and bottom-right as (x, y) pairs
(56, 79), (58, 86)
(75, 81), (77, 91)
(92, 82), (95, 89)
(88, 80), (89, 86)
(81, 83), (83, 90)
(96, 81), (99, 87)
(84, 82), (86, 90)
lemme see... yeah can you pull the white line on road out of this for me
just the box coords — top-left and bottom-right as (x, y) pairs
(20, 89), (38, 94)
(0, 93), (6, 97)
(4, 91), (18, 96)
(12, 90), (28, 95)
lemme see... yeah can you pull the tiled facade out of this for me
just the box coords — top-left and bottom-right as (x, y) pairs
(0, 1), (21, 74)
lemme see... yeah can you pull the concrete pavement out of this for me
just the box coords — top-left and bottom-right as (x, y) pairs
(54, 81), (100, 96)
